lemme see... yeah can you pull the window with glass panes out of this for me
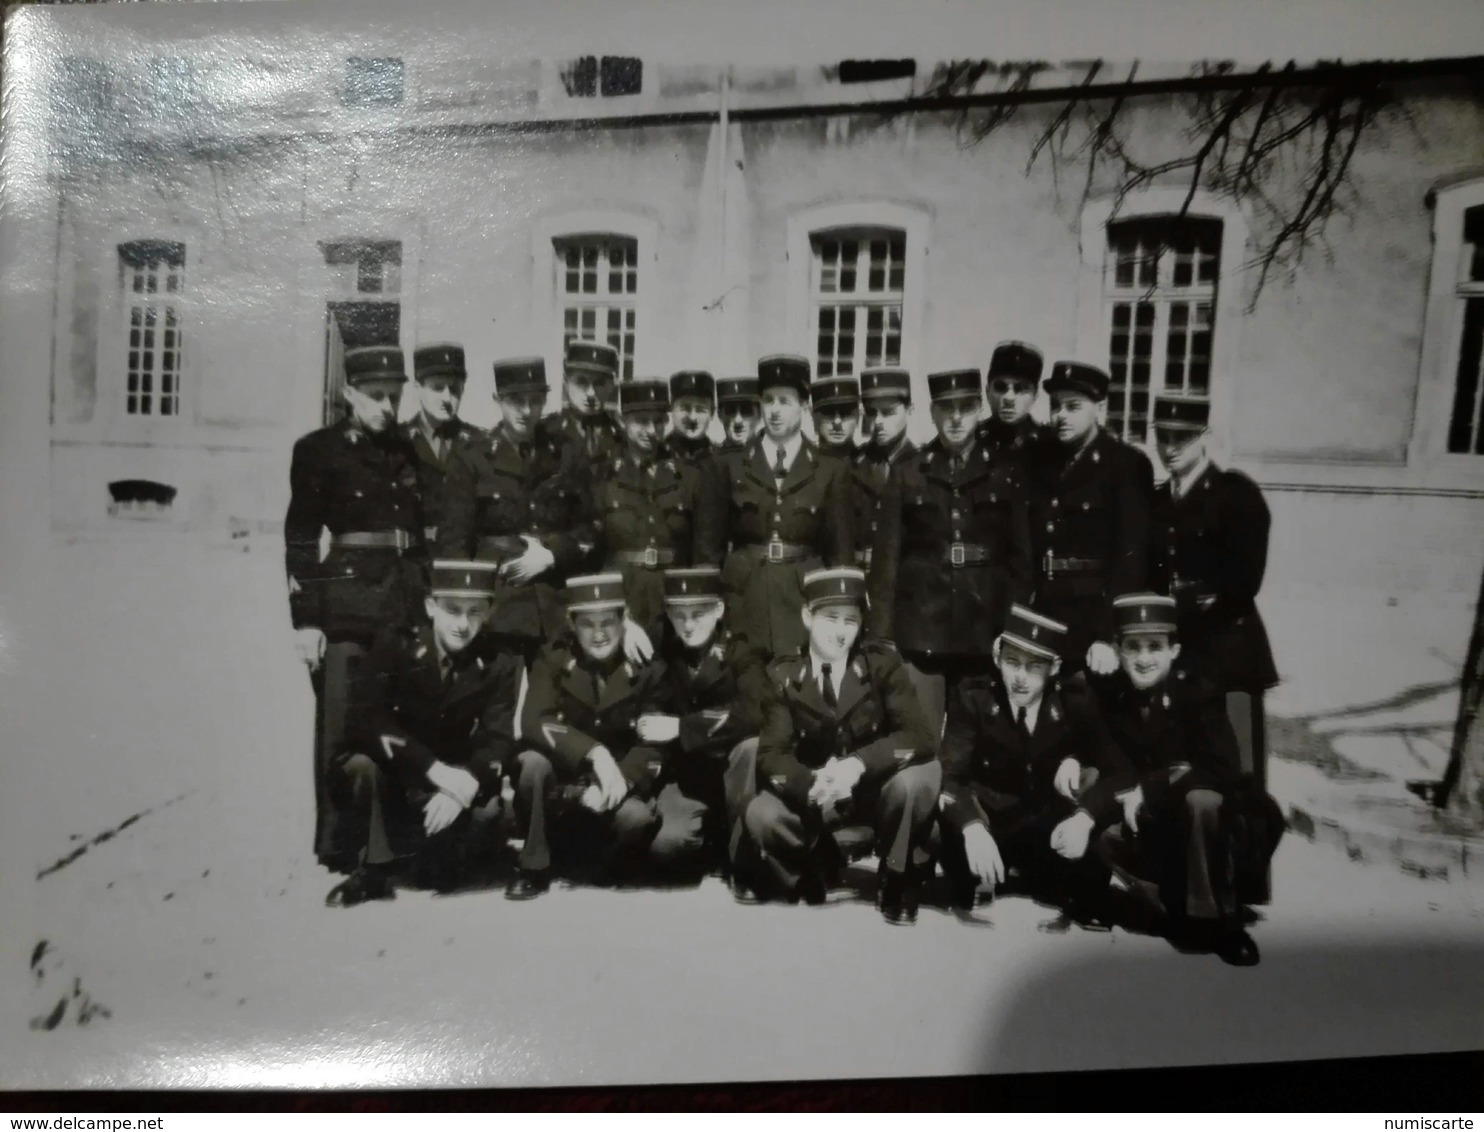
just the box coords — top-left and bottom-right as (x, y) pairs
(1446, 204), (1484, 455)
(1104, 217), (1223, 443)
(556, 235), (638, 382)
(119, 240), (186, 418)
(811, 229), (905, 378)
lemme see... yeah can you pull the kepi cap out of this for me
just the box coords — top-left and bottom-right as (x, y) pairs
(998, 603), (1068, 662)
(344, 346), (407, 387)
(1044, 361), (1111, 401)
(565, 339), (620, 378)
(430, 559), (499, 599)
(1113, 593), (1178, 636)
(987, 341), (1044, 385)
(663, 567), (723, 606)
(1152, 393), (1211, 433)
(860, 367), (912, 402)
(811, 377), (860, 410)
(414, 343), (467, 382)
(802, 567), (868, 611)
(717, 377), (761, 405)
(565, 573), (627, 613)
(619, 380), (670, 413)
(927, 368), (982, 401)
(670, 371), (716, 405)
(757, 354), (812, 399)
(493, 356), (548, 395)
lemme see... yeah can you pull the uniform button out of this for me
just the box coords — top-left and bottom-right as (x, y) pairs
(774, 513), (781, 521)
(1051, 498), (1059, 508)
(1046, 523), (1054, 532)
(951, 510), (961, 520)
(953, 531), (961, 539)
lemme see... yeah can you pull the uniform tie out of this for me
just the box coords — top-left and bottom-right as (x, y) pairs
(1016, 706), (1034, 748)
(772, 444), (789, 480)
(820, 662), (838, 711)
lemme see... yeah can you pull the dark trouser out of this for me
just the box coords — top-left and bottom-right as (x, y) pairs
(744, 761), (942, 894)
(938, 793), (1111, 911)
(1098, 788), (1237, 926)
(314, 639), (368, 870)
(336, 753), (470, 877)
(1226, 689), (1271, 902)
(510, 750), (662, 875)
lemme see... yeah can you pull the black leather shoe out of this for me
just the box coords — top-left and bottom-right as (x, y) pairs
(504, 869), (552, 901)
(797, 870), (828, 906)
(878, 867), (919, 926)
(325, 868), (394, 908)
(1216, 928), (1261, 967)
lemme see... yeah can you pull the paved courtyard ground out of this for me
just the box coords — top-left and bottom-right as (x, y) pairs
(2, 542), (1482, 1089)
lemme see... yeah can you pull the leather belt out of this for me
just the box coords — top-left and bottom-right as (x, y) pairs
(334, 529), (413, 552)
(1042, 554), (1103, 578)
(741, 538), (812, 563)
(611, 547), (677, 568)
(944, 542), (992, 567)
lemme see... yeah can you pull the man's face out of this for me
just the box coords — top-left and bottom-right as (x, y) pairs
(572, 608), (625, 663)
(564, 371), (609, 415)
(1120, 632), (1181, 691)
(424, 595), (491, 655)
(801, 601), (862, 663)
(343, 379), (403, 434)
(930, 393), (982, 449)
(623, 409), (666, 456)
(670, 396), (714, 441)
(721, 401), (761, 444)
(416, 375), (464, 426)
(988, 376), (1036, 426)
(497, 391), (547, 442)
(816, 403), (860, 446)
(1050, 393), (1101, 445)
(665, 599), (725, 649)
(996, 639), (1058, 710)
(761, 387), (805, 441)
(1155, 427), (1207, 477)
(862, 397), (910, 448)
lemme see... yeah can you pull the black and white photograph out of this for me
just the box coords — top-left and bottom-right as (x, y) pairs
(1, 0), (1483, 1092)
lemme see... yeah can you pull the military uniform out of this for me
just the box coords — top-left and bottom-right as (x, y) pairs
(1093, 595), (1282, 963)
(600, 381), (709, 640)
(285, 346), (429, 870)
(978, 415), (1050, 468)
(448, 357), (600, 658)
(1148, 394), (1279, 794)
(715, 375), (762, 457)
(400, 343), (487, 556)
(1026, 362), (1155, 673)
(664, 432), (715, 469)
(938, 606), (1133, 916)
(548, 338), (626, 477)
(333, 566), (520, 899)
(848, 367), (918, 570)
(665, 370), (718, 471)
(513, 579), (675, 882)
(868, 370), (1034, 730)
(696, 355), (854, 660)
(977, 340), (1051, 471)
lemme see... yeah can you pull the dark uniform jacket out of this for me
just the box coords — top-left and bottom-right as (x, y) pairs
(696, 438), (855, 658)
(544, 407), (626, 476)
(977, 415), (1050, 468)
(939, 671), (1133, 835)
(1150, 464), (1279, 691)
(344, 622), (521, 807)
(284, 423), (428, 641)
(848, 436), (917, 569)
(447, 426), (600, 642)
(521, 642), (671, 789)
(664, 432), (715, 471)
(868, 436), (1033, 657)
(755, 640), (937, 812)
(401, 417), (488, 556)
(1093, 666), (1242, 811)
(635, 630), (767, 798)
(598, 452), (708, 638)
(1026, 430), (1155, 659)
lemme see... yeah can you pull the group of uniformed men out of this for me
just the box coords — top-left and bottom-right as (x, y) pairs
(285, 335), (1285, 967)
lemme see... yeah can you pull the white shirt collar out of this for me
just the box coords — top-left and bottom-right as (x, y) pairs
(1013, 696), (1043, 732)
(1173, 455), (1211, 499)
(766, 433), (804, 472)
(809, 649), (847, 697)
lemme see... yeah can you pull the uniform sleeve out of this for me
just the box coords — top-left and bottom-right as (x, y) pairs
(1101, 446), (1154, 642)
(674, 650), (763, 761)
(849, 648), (938, 782)
(520, 651), (601, 777)
(468, 653), (521, 801)
(346, 631), (439, 781)
(1217, 473), (1271, 606)
(284, 436), (326, 630)
(866, 467), (903, 641)
(1063, 679), (1135, 827)
(755, 678), (814, 811)
(939, 679), (990, 834)
(820, 462), (855, 567)
(535, 457), (601, 575)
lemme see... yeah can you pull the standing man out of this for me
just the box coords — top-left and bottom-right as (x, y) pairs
(869, 368), (1033, 733)
(697, 354), (854, 661)
(744, 568), (941, 923)
(600, 380), (707, 642)
(666, 370), (718, 469)
(1149, 393), (1278, 794)
(978, 340), (1050, 465)
(402, 342), (485, 556)
(546, 339), (626, 473)
(716, 376), (763, 455)
(328, 560), (520, 907)
(285, 345), (428, 872)
(938, 604), (1131, 928)
(850, 366), (917, 570)
(1026, 361), (1154, 678)
(451, 356), (600, 665)
(811, 375), (862, 459)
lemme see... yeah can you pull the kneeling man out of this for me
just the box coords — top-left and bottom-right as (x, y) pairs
(329, 560), (520, 907)
(938, 604), (1132, 928)
(745, 568), (940, 924)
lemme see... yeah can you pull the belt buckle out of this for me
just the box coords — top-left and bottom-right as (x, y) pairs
(1043, 551), (1056, 579)
(767, 537), (784, 563)
(642, 547), (658, 568)
(395, 529), (411, 553)
(950, 543), (966, 568)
